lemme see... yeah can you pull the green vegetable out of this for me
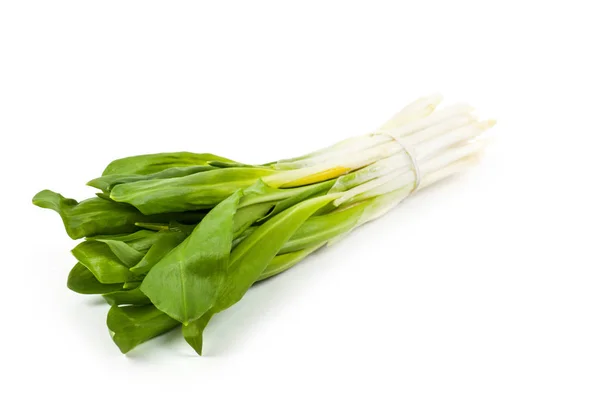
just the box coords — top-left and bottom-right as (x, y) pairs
(102, 152), (234, 176)
(129, 231), (187, 275)
(89, 165), (217, 193)
(67, 263), (124, 294)
(103, 288), (150, 306)
(33, 190), (205, 239)
(140, 191), (243, 324)
(72, 241), (135, 284)
(33, 94), (493, 356)
(107, 305), (180, 353)
(109, 167), (276, 214)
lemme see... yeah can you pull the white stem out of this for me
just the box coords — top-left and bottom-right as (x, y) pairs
(268, 96), (494, 192)
(402, 115), (475, 147)
(274, 134), (394, 170)
(415, 120), (495, 159)
(378, 93), (443, 131)
(275, 99), (475, 172)
(334, 154), (483, 238)
(384, 103), (474, 138)
(333, 138), (488, 206)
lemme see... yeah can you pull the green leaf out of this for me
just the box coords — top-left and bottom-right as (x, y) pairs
(177, 194), (338, 354)
(129, 231), (187, 275)
(232, 202), (274, 237)
(106, 305), (180, 354)
(214, 193), (339, 312)
(123, 281), (142, 289)
(102, 152), (235, 176)
(140, 191), (243, 324)
(88, 165), (216, 192)
(32, 190), (151, 239)
(67, 263), (124, 294)
(109, 167), (276, 214)
(231, 179), (334, 229)
(257, 181), (333, 222)
(182, 312), (214, 356)
(72, 241), (133, 284)
(89, 230), (158, 250)
(237, 179), (334, 210)
(103, 288), (150, 306)
(278, 200), (369, 253)
(32, 190), (205, 239)
(257, 242), (326, 282)
(92, 239), (144, 267)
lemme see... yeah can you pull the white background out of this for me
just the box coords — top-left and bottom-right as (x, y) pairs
(1, 1), (599, 399)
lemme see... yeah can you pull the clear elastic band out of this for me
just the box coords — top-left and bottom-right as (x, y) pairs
(376, 131), (421, 192)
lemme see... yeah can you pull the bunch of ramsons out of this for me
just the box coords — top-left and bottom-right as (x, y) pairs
(33, 94), (494, 355)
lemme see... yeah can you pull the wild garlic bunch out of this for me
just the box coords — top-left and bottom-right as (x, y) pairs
(33, 94), (494, 355)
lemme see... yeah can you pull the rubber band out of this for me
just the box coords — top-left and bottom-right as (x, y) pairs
(375, 131), (421, 192)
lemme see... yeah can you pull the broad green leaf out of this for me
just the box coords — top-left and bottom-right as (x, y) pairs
(214, 193), (339, 312)
(129, 231), (187, 275)
(88, 165), (216, 192)
(92, 240), (144, 267)
(257, 242), (326, 281)
(102, 152), (234, 176)
(278, 200), (370, 253)
(232, 200), (371, 254)
(32, 190), (205, 239)
(83, 231), (169, 274)
(123, 281), (142, 289)
(32, 190), (152, 239)
(237, 179), (334, 209)
(231, 179), (334, 227)
(182, 312), (214, 356)
(89, 230), (159, 251)
(67, 263), (123, 294)
(110, 167), (276, 214)
(235, 179), (290, 206)
(103, 288), (150, 306)
(140, 191), (243, 324)
(232, 202), (274, 238)
(72, 241), (133, 284)
(179, 194), (337, 354)
(256, 181), (334, 222)
(107, 305), (180, 354)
